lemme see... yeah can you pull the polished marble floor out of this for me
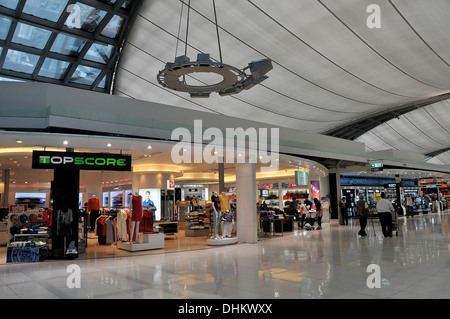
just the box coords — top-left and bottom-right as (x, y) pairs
(0, 212), (449, 299)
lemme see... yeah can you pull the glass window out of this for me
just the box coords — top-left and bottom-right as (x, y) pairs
(38, 58), (70, 79)
(23, 0), (69, 22)
(12, 22), (52, 50)
(0, 0), (19, 10)
(3, 49), (40, 74)
(97, 75), (106, 88)
(101, 15), (123, 39)
(84, 42), (114, 64)
(50, 33), (86, 56)
(70, 65), (101, 85)
(65, 2), (107, 32)
(0, 75), (25, 82)
(0, 15), (12, 40)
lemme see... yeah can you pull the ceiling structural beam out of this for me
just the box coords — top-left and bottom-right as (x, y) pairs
(323, 92), (450, 140)
(426, 147), (450, 159)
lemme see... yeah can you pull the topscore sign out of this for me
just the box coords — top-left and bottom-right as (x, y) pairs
(32, 151), (132, 171)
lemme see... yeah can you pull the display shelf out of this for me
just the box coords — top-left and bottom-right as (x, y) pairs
(185, 209), (210, 237)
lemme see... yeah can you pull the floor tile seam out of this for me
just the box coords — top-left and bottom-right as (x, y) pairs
(8, 281), (59, 298)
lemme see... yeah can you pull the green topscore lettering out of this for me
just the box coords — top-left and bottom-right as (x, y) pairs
(74, 157), (126, 166)
(41, 156), (127, 167)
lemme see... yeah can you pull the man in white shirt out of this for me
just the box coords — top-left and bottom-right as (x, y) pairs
(376, 192), (394, 237)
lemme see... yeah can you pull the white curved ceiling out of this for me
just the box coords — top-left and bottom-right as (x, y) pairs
(114, 0), (450, 162)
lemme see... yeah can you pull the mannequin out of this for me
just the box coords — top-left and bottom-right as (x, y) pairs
(211, 192), (221, 239)
(57, 202), (73, 236)
(87, 194), (100, 232)
(130, 191), (143, 243)
(219, 192), (233, 238)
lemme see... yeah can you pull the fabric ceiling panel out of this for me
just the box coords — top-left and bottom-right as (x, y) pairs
(356, 131), (394, 152)
(435, 152), (450, 165)
(322, 0), (450, 91)
(427, 157), (445, 165)
(256, 0), (437, 100)
(188, 0), (416, 106)
(384, 116), (444, 153)
(115, 0), (450, 140)
(390, 0), (450, 77)
(356, 101), (450, 155)
(423, 100), (450, 134)
(357, 123), (429, 154)
(403, 104), (450, 145)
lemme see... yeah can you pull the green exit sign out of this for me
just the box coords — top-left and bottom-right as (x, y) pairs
(370, 162), (383, 171)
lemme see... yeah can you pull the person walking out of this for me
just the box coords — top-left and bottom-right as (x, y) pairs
(299, 200), (309, 229)
(405, 194), (414, 218)
(313, 198), (323, 229)
(340, 197), (348, 225)
(376, 192), (394, 237)
(355, 194), (369, 236)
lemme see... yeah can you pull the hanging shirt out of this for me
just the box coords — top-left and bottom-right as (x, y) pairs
(105, 217), (115, 244)
(219, 193), (230, 212)
(117, 210), (128, 241)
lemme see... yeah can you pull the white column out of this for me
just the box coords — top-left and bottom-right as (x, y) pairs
(236, 163), (257, 244)
(320, 174), (330, 223)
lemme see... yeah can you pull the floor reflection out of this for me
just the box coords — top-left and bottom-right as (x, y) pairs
(0, 212), (449, 299)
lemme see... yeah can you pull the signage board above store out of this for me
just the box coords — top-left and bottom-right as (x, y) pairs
(295, 171), (309, 186)
(32, 151), (132, 171)
(370, 162), (383, 171)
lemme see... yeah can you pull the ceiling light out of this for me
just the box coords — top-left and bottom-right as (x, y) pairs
(147, 145), (152, 150)
(157, 2), (272, 98)
(16, 140), (23, 144)
(107, 143), (112, 147)
(158, 54), (272, 98)
(63, 140), (68, 145)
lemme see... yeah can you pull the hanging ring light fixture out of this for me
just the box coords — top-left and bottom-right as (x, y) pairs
(157, 0), (273, 98)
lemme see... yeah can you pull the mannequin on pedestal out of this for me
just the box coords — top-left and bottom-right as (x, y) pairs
(219, 192), (233, 238)
(130, 192), (143, 244)
(211, 192), (221, 239)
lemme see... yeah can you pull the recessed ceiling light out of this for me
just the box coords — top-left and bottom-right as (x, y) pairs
(107, 143), (112, 147)
(147, 145), (152, 150)
(16, 140), (23, 144)
(63, 140), (69, 145)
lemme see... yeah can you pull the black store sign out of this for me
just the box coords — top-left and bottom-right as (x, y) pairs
(32, 151), (132, 171)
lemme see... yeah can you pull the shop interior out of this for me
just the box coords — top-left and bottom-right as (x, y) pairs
(3, 133), (448, 264)
(339, 170), (450, 218)
(0, 135), (329, 264)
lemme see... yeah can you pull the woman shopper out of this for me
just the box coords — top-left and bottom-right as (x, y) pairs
(355, 194), (369, 236)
